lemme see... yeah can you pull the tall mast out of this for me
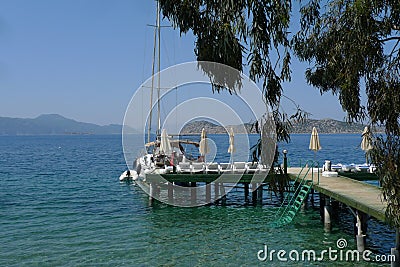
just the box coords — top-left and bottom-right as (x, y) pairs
(156, 0), (161, 137)
(147, 1), (161, 143)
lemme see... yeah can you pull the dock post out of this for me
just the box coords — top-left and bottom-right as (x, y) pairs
(244, 183), (249, 201)
(331, 200), (339, 220)
(283, 150), (288, 175)
(205, 182), (211, 204)
(355, 210), (367, 252)
(324, 197), (332, 232)
(168, 182), (174, 204)
(391, 228), (400, 267)
(319, 193), (325, 222)
(220, 183), (227, 205)
(310, 188), (315, 207)
(257, 183), (263, 204)
(251, 183), (257, 205)
(155, 183), (160, 199)
(149, 183), (155, 206)
(301, 191), (309, 210)
(214, 182), (219, 203)
(190, 182), (196, 205)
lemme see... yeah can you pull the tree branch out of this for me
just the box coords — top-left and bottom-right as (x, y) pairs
(380, 36), (400, 43)
(389, 39), (400, 59)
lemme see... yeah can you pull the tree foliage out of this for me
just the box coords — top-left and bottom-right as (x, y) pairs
(159, 0), (400, 225)
(159, 0), (305, 143)
(160, 1), (292, 105)
(370, 135), (400, 226)
(295, 0), (400, 226)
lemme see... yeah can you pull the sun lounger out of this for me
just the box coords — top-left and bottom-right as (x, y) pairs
(206, 163), (220, 174)
(247, 162), (260, 173)
(177, 162), (191, 173)
(219, 163), (232, 173)
(191, 162), (205, 173)
(355, 164), (370, 172)
(233, 162), (247, 173)
(258, 164), (269, 173)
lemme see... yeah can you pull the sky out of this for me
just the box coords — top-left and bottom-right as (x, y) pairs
(0, 0), (359, 126)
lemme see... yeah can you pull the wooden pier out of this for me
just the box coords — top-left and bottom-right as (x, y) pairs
(286, 167), (400, 264)
(144, 166), (400, 265)
(147, 168), (387, 222)
(287, 167), (386, 222)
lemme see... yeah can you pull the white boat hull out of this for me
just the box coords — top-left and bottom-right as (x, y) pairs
(119, 170), (138, 182)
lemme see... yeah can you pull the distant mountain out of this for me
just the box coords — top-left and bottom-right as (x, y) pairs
(0, 115), (380, 136)
(180, 120), (256, 134)
(0, 114), (132, 135)
(180, 119), (381, 134)
(290, 118), (383, 134)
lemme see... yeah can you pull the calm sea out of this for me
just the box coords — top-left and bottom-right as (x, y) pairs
(0, 134), (394, 266)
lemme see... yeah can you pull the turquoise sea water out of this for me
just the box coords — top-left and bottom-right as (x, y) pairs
(0, 134), (395, 266)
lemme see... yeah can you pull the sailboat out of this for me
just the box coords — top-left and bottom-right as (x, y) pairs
(118, 2), (273, 207)
(119, 1), (201, 182)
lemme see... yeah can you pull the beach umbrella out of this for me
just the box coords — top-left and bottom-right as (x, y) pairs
(361, 126), (372, 164)
(199, 128), (209, 162)
(228, 128), (235, 164)
(309, 127), (321, 161)
(160, 129), (172, 154)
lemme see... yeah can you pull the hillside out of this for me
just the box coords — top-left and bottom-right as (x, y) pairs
(0, 115), (380, 136)
(290, 118), (378, 134)
(0, 114), (127, 135)
(180, 121), (255, 134)
(180, 119), (379, 134)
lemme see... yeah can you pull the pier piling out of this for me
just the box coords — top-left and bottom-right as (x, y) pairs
(244, 183), (249, 201)
(190, 182), (196, 205)
(310, 188), (315, 206)
(205, 182), (211, 204)
(214, 182), (219, 202)
(220, 183), (227, 205)
(251, 183), (257, 205)
(149, 183), (155, 206)
(324, 197), (332, 232)
(331, 200), (339, 220)
(355, 210), (367, 252)
(319, 193), (325, 222)
(257, 183), (263, 204)
(301, 192), (308, 210)
(168, 182), (174, 203)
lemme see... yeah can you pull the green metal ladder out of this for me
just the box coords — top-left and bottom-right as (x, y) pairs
(271, 160), (319, 227)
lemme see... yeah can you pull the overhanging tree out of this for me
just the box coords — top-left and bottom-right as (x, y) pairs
(159, 0), (304, 145)
(294, 0), (400, 227)
(159, 0), (400, 226)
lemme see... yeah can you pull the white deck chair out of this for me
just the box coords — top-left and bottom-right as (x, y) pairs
(247, 162), (260, 173)
(191, 162), (205, 173)
(219, 163), (232, 173)
(177, 162), (191, 173)
(206, 163), (220, 174)
(258, 164), (270, 173)
(233, 162), (247, 173)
